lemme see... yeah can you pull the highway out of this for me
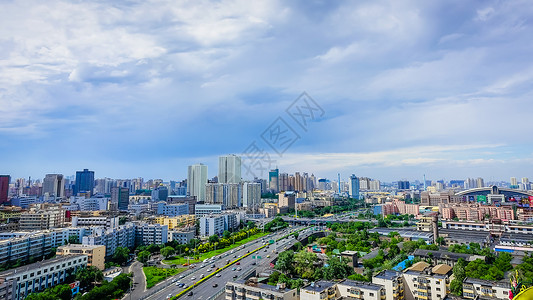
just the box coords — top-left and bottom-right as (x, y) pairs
(144, 226), (311, 300)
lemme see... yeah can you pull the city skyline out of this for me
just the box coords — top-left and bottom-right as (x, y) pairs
(2, 1), (533, 181)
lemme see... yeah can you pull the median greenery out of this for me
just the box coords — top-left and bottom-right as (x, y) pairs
(143, 266), (187, 289)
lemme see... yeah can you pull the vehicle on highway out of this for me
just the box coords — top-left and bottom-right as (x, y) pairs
(191, 277), (196, 280)
(232, 267), (236, 271)
(236, 262), (240, 265)
(252, 262), (256, 265)
(207, 269), (212, 272)
(233, 275), (238, 278)
(200, 274), (205, 279)
(215, 273), (221, 277)
(237, 267), (241, 271)
(213, 283), (218, 288)
(267, 255), (271, 258)
(188, 291), (193, 296)
(167, 294), (172, 299)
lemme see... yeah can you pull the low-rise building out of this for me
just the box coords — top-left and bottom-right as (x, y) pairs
(372, 270), (404, 300)
(225, 279), (298, 300)
(153, 215), (196, 230)
(462, 277), (510, 300)
(300, 280), (336, 300)
(0, 254), (87, 300)
(195, 204), (224, 216)
(168, 230), (195, 245)
(134, 223), (168, 246)
(337, 279), (386, 300)
(402, 262), (453, 300)
(71, 216), (119, 228)
(56, 244), (106, 270)
(82, 223), (135, 257)
(19, 207), (66, 230)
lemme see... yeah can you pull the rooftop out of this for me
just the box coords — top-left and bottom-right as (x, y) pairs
(373, 270), (401, 281)
(432, 264), (453, 275)
(463, 277), (511, 288)
(408, 261), (430, 272)
(339, 279), (382, 291)
(0, 254), (87, 278)
(228, 280), (295, 294)
(302, 280), (336, 293)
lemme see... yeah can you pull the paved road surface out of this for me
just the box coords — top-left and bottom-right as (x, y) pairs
(143, 227), (310, 300)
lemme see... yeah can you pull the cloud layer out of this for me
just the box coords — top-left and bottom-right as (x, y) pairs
(1, 0), (533, 181)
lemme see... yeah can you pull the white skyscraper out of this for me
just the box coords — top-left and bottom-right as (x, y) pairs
(243, 182), (261, 209)
(511, 177), (518, 187)
(188, 164), (208, 202)
(218, 155), (241, 184)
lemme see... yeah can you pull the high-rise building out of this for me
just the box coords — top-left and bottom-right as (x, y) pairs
(218, 155), (241, 184)
(42, 174), (65, 198)
(522, 177), (530, 190)
(268, 169), (279, 193)
(279, 173), (289, 191)
(349, 175), (360, 199)
(476, 177), (485, 188)
(74, 169), (95, 196)
(243, 182), (261, 209)
(0, 175), (9, 204)
(188, 164), (208, 202)
(111, 187), (129, 211)
(510, 177), (518, 188)
(398, 181), (410, 190)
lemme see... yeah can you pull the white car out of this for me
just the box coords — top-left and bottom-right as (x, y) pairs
(191, 277), (196, 280)
(215, 273), (221, 277)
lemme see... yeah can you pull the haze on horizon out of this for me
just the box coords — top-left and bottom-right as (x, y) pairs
(1, 0), (533, 182)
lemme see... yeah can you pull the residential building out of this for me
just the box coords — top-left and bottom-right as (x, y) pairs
(199, 215), (225, 237)
(19, 206), (66, 230)
(195, 204), (223, 216)
(78, 196), (109, 211)
(134, 223), (168, 246)
(279, 192), (296, 209)
(0, 255), (87, 300)
(372, 270), (404, 300)
(56, 244), (105, 270)
(188, 164), (208, 202)
(10, 196), (39, 209)
(0, 206), (23, 220)
(156, 202), (189, 217)
(71, 216), (119, 228)
(153, 215), (196, 230)
(168, 230), (195, 244)
(337, 280), (386, 300)
(242, 182), (261, 209)
(42, 174), (65, 199)
(300, 280), (336, 300)
(225, 279), (297, 300)
(74, 169), (95, 196)
(111, 187), (129, 211)
(0, 175), (9, 204)
(167, 196), (196, 215)
(462, 277), (510, 300)
(268, 169), (279, 193)
(219, 155), (241, 184)
(349, 175), (360, 199)
(82, 223), (135, 257)
(402, 262), (452, 300)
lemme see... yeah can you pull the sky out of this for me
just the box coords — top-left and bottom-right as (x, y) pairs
(1, 0), (533, 182)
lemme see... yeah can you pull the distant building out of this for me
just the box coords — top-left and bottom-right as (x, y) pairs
(225, 279), (297, 300)
(168, 230), (195, 245)
(219, 155), (241, 184)
(398, 181), (410, 190)
(74, 169), (95, 196)
(134, 223), (168, 246)
(56, 244), (106, 270)
(195, 204), (224, 216)
(154, 215), (196, 230)
(268, 169), (279, 193)
(19, 206), (66, 230)
(111, 187), (129, 211)
(242, 182), (261, 209)
(0, 175), (9, 204)
(42, 174), (65, 199)
(156, 202), (189, 217)
(349, 175), (360, 199)
(188, 164), (208, 201)
(279, 192), (296, 209)
(199, 214), (238, 237)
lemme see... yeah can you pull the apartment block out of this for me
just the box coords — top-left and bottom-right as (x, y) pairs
(71, 216), (119, 228)
(337, 280), (386, 300)
(301, 280), (336, 300)
(462, 277), (510, 300)
(372, 270), (404, 300)
(402, 262), (452, 300)
(0, 254), (87, 300)
(225, 279), (298, 300)
(153, 215), (196, 230)
(82, 223), (135, 257)
(168, 230), (195, 244)
(194, 204), (223, 216)
(19, 207), (66, 230)
(134, 222), (168, 246)
(56, 244), (106, 270)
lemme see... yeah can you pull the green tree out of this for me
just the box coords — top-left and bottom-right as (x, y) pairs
(52, 284), (73, 300)
(275, 251), (295, 275)
(223, 230), (231, 239)
(435, 236), (445, 246)
(68, 235), (80, 244)
(113, 246), (130, 265)
(294, 251), (318, 279)
(451, 258), (467, 296)
(323, 257), (354, 280)
(76, 266), (104, 289)
(137, 250), (151, 265)
(208, 235), (219, 244)
(294, 241), (303, 251)
(160, 246), (175, 259)
(247, 221), (256, 229)
(119, 216), (128, 225)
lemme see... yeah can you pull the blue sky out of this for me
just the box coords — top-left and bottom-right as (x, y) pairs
(1, 0), (533, 182)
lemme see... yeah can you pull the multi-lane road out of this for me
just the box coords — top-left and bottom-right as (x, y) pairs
(143, 226), (310, 300)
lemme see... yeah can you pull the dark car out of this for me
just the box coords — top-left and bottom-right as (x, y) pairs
(188, 291), (193, 296)
(233, 275), (238, 278)
(213, 283), (218, 288)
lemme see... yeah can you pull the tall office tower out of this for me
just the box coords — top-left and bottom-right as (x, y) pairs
(510, 177), (518, 188)
(288, 174), (295, 191)
(42, 174), (65, 198)
(464, 178), (476, 189)
(111, 187), (129, 210)
(398, 180), (410, 190)
(243, 182), (261, 209)
(253, 178), (267, 194)
(522, 178), (530, 190)
(0, 175), (9, 204)
(302, 173), (309, 192)
(188, 164), (208, 202)
(218, 154), (241, 184)
(349, 174), (360, 199)
(74, 169), (95, 196)
(476, 177), (485, 188)
(370, 180), (381, 191)
(268, 169), (279, 193)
